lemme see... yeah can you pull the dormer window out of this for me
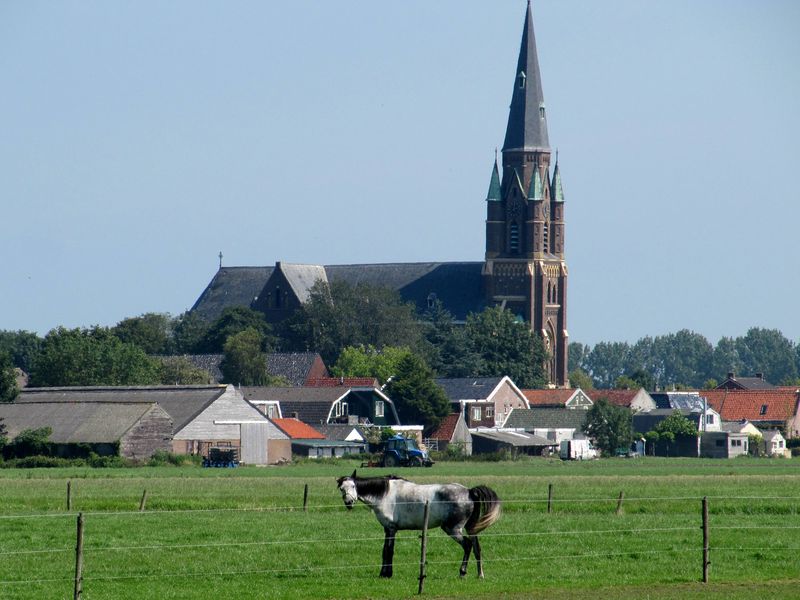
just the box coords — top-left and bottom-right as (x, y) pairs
(539, 103), (546, 119)
(760, 404), (768, 415)
(517, 70), (527, 89)
(427, 292), (437, 309)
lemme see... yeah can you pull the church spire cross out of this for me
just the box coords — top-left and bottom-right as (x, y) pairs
(218, 251), (223, 268)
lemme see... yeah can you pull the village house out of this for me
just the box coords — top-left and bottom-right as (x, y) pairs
(436, 376), (529, 429)
(425, 412), (472, 456)
(271, 418), (366, 458)
(504, 407), (590, 445)
(522, 388), (593, 410)
(701, 389), (800, 437)
(589, 388), (656, 413)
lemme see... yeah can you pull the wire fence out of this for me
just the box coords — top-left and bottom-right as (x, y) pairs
(1, 492), (798, 596)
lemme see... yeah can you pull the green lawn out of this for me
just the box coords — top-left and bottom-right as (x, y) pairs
(0, 457), (798, 599)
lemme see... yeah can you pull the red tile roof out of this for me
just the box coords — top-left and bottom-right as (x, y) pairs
(304, 377), (379, 388)
(522, 389), (577, 406)
(700, 389), (800, 423)
(271, 418), (326, 439)
(588, 389), (639, 408)
(429, 413), (460, 441)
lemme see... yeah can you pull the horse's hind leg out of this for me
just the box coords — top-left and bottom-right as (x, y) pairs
(380, 527), (396, 578)
(472, 535), (484, 579)
(443, 526), (472, 577)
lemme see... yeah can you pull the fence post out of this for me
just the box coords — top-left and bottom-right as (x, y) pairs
(73, 512), (84, 600)
(615, 490), (625, 515)
(139, 489), (148, 512)
(547, 483), (553, 514)
(303, 483), (309, 512)
(702, 496), (709, 583)
(418, 500), (430, 595)
(67, 480), (72, 511)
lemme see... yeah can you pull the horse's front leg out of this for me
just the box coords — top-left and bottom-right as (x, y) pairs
(380, 527), (396, 578)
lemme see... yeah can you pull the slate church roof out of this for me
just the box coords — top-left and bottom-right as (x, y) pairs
(191, 261), (485, 324)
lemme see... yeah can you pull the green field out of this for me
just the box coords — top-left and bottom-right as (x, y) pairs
(1, 458), (798, 599)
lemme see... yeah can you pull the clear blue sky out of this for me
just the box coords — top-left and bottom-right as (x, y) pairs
(2, 1), (798, 347)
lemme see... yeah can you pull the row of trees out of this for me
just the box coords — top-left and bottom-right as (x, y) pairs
(569, 328), (800, 390)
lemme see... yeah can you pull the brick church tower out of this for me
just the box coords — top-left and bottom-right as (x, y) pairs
(483, 1), (569, 387)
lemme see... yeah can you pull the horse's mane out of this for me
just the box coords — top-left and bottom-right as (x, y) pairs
(354, 474), (406, 499)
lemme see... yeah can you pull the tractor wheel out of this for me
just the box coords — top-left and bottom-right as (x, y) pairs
(384, 454), (397, 468)
(411, 456), (424, 467)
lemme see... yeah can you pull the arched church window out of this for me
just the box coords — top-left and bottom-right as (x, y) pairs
(543, 222), (549, 252)
(274, 286), (282, 309)
(509, 222), (520, 253)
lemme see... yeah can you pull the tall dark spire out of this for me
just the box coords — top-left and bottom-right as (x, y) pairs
(502, 1), (549, 153)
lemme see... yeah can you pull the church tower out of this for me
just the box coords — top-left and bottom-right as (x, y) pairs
(483, 1), (569, 387)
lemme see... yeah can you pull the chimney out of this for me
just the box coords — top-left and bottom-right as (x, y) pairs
(727, 372), (735, 380)
(756, 373), (764, 380)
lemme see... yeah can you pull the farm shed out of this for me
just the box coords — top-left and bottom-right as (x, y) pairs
(16, 385), (288, 465)
(700, 431), (750, 458)
(633, 410), (703, 457)
(522, 388), (593, 409)
(425, 412), (472, 456)
(271, 418), (366, 458)
(0, 401), (172, 460)
(470, 429), (556, 457)
(760, 429), (789, 457)
(435, 376), (529, 428)
(242, 386), (401, 427)
(505, 407), (590, 444)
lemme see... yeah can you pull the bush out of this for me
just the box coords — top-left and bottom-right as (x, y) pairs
(147, 451), (197, 467)
(1, 455), (84, 468)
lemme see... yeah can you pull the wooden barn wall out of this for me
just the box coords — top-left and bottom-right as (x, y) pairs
(174, 387), (271, 441)
(119, 405), (173, 460)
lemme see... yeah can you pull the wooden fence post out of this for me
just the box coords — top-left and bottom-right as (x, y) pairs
(418, 500), (430, 595)
(547, 483), (553, 514)
(303, 483), (309, 512)
(73, 512), (84, 600)
(702, 496), (709, 583)
(139, 489), (148, 512)
(67, 480), (72, 511)
(615, 490), (625, 515)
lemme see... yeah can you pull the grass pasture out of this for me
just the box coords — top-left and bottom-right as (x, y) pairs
(0, 458), (798, 599)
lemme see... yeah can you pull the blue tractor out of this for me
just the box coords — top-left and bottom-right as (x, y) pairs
(381, 435), (434, 467)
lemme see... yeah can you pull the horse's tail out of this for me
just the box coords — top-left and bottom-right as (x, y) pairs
(466, 485), (502, 535)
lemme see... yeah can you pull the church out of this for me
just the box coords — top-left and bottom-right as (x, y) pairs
(190, 2), (570, 387)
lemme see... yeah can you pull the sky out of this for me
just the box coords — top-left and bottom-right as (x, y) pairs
(2, 1), (799, 347)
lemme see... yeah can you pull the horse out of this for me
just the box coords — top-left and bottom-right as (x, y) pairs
(336, 470), (501, 579)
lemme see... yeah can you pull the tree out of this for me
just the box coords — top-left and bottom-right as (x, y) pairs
(199, 307), (274, 354)
(613, 375), (638, 390)
(384, 353), (451, 430)
(584, 342), (630, 389)
(568, 368), (593, 390)
(464, 307), (547, 389)
(735, 328), (798, 385)
(158, 356), (212, 385)
(711, 336), (743, 381)
(172, 311), (210, 354)
(650, 330), (714, 389)
(568, 342), (590, 374)
(0, 330), (42, 373)
(582, 399), (634, 457)
(219, 328), (269, 386)
(0, 417), (7, 451)
(420, 302), (483, 378)
(646, 411), (698, 457)
(0, 351), (18, 403)
(331, 345), (413, 385)
(29, 327), (161, 387)
(280, 280), (424, 365)
(112, 313), (175, 355)
(628, 368), (655, 391)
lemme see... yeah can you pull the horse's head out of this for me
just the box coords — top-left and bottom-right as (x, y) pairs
(336, 470), (358, 510)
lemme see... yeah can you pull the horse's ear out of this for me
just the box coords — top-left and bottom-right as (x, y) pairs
(351, 469), (357, 479)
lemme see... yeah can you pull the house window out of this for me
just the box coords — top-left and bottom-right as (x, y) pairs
(341, 402), (348, 417)
(715, 440), (724, 447)
(267, 405), (275, 418)
(706, 414), (715, 425)
(731, 439), (742, 447)
(375, 400), (384, 418)
(472, 406), (482, 421)
(427, 292), (437, 309)
(486, 407), (494, 418)
(779, 440), (785, 448)
(759, 404), (768, 415)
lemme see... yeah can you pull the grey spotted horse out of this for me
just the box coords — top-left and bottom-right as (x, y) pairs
(336, 471), (501, 578)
